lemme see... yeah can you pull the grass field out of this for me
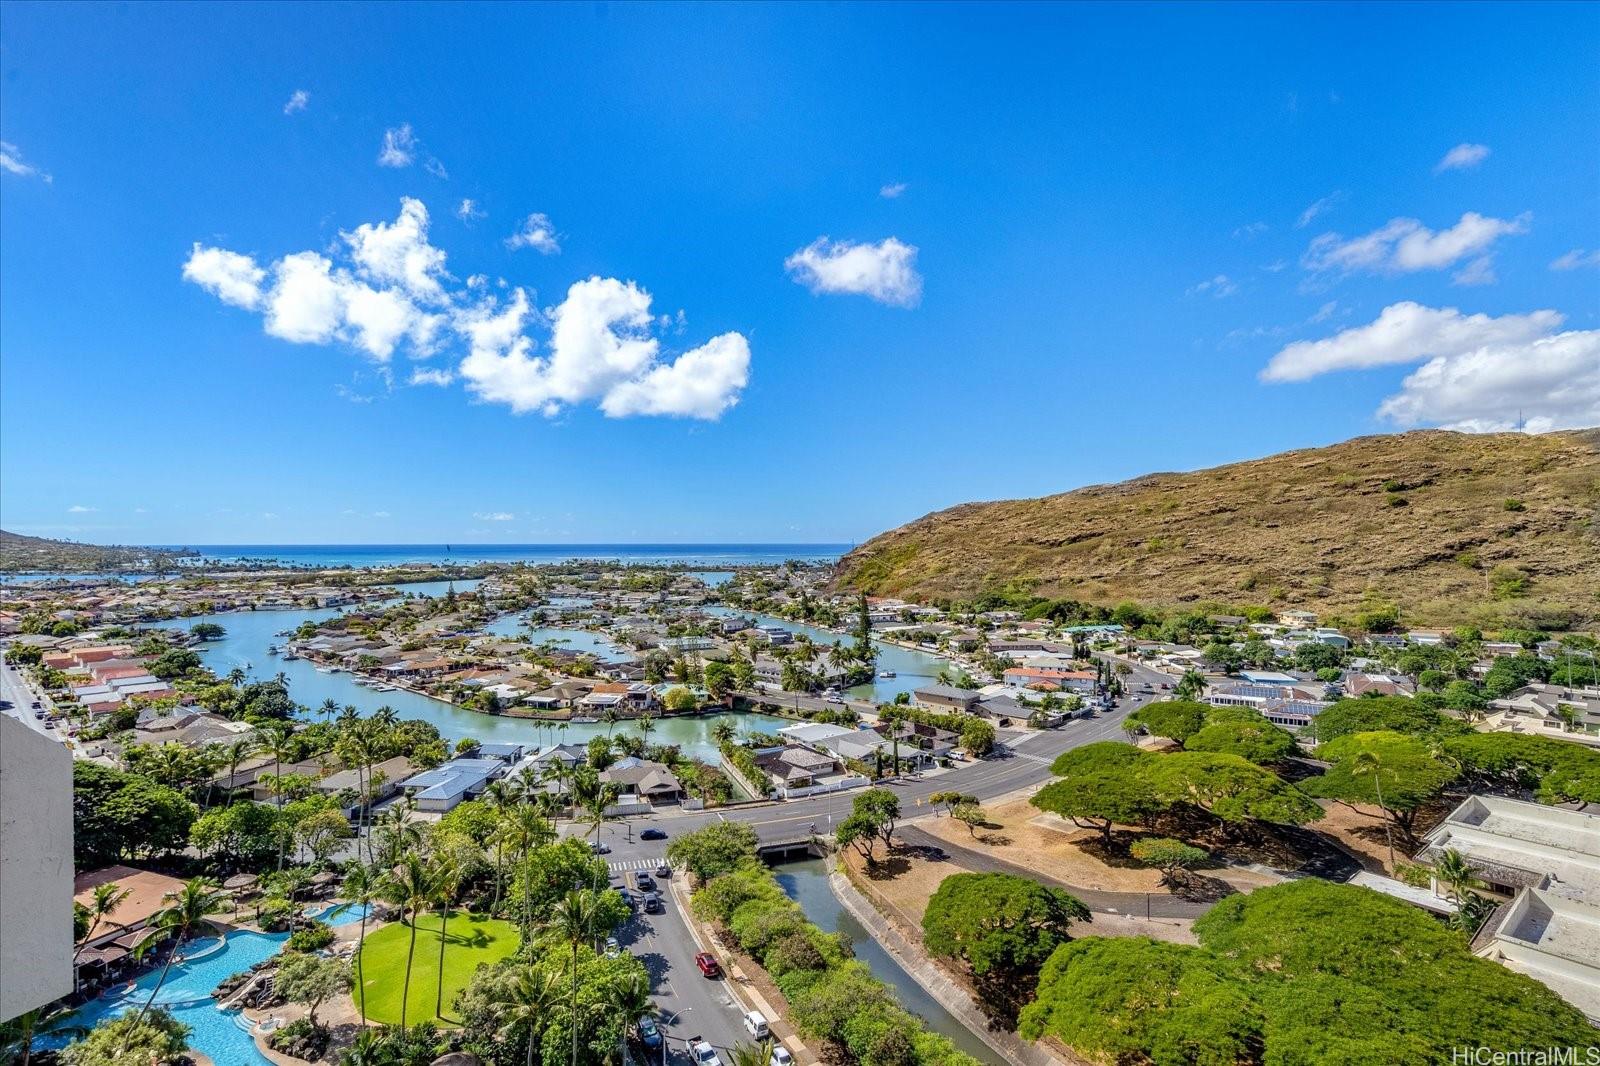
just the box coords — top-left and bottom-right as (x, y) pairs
(355, 911), (519, 1026)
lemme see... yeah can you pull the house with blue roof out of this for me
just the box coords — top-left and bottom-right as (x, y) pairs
(399, 757), (507, 813)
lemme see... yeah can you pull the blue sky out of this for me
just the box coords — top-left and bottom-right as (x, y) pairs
(2, 2), (1596, 546)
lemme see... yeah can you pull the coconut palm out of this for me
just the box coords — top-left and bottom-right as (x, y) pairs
(382, 854), (442, 1028)
(601, 707), (621, 738)
(482, 779), (517, 914)
(730, 1042), (774, 1066)
(0, 1006), (88, 1066)
(508, 805), (555, 947)
(1434, 848), (1482, 902)
(635, 712), (656, 750)
(710, 720), (737, 749)
(605, 973), (654, 1063)
(1174, 669), (1207, 700)
(495, 967), (564, 1066)
(318, 698), (340, 724)
(543, 889), (605, 1066)
(432, 857), (463, 1020)
(342, 862), (380, 1025)
(225, 666), (248, 687)
(74, 881), (131, 960)
(133, 878), (226, 1027)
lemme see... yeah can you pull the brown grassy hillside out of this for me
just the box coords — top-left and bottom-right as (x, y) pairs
(836, 430), (1600, 629)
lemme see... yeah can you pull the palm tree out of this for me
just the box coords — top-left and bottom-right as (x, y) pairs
(373, 705), (399, 730)
(601, 707), (621, 738)
(605, 973), (653, 1064)
(318, 697), (340, 725)
(1174, 669), (1207, 700)
(496, 967), (564, 1066)
(433, 857), (462, 1021)
(730, 1042), (774, 1066)
(133, 878), (226, 1027)
(1350, 748), (1396, 870)
(343, 862), (380, 1026)
(1433, 848), (1481, 902)
(543, 890), (605, 1066)
(710, 720), (737, 749)
(382, 854), (442, 1029)
(225, 666), (247, 687)
(636, 712), (656, 751)
(482, 779), (517, 915)
(0, 1006), (87, 1066)
(74, 881), (131, 960)
(508, 806), (554, 947)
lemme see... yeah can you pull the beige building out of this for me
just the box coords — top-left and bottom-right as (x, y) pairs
(0, 714), (75, 1021)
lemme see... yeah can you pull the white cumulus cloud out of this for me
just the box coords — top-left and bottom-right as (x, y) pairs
(1262, 301), (1562, 382)
(785, 237), (922, 308)
(473, 511), (515, 522)
(341, 197), (450, 303)
(183, 244), (267, 309)
(457, 277), (748, 419)
(1302, 211), (1529, 278)
(879, 182), (908, 199)
(283, 89), (310, 115)
(1264, 301), (1598, 433)
(505, 213), (560, 254)
(378, 124), (416, 168)
(184, 202), (750, 419)
(1434, 143), (1490, 173)
(457, 199), (486, 222)
(1, 141), (52, 183)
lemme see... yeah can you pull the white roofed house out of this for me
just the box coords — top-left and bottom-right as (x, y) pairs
(399, 756), (507, 813)
(1484, 683), (1600, 744)
(1416, 795), (1600, 1023)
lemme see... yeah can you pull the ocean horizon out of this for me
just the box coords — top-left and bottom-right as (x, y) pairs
(159, 542), (852, 569)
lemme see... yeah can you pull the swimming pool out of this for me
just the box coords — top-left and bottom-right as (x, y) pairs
(58, 929), (290, 1066)
(311, 901), (372, 927)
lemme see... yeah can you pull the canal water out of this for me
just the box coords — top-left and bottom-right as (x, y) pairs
(158, 584), (791, 761)
(774, 858), (998, 1064)
(703, 607), (953, 704)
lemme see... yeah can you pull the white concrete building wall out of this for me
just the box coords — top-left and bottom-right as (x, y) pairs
(0, 714), (75, 1021)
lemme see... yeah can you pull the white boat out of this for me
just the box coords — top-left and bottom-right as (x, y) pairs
(314, 666), (333, 674)
(570, 716), (599, 724)
(369, 683), (396, 692)
(879, 671), (896, 678)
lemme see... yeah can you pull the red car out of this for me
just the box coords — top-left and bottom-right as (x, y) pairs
(694, 952), (721, 978)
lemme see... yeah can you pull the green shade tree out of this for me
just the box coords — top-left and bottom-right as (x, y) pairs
(1129, 838), (1209, 887)
(1125, 700), (1210, 747)
(922, 872), (1090, 1021)
(1302, 731), (1457, 842)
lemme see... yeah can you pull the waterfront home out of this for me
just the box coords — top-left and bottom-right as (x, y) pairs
(659, 635), (718, 653)
(581, 681), (657, 713)
(1002, 666), (1097, 693)
(528, 742), (588, 770)
(524, 680), (594, 710)
(913, 684), (981, 713)
(600, 757), (686, 807)
(400, 756), (508, 812)
(1415, 795), (1600, 1023)
(776, 721), (857, 748)
(755, 625), (793, 646)
(318, 755), (415, 816)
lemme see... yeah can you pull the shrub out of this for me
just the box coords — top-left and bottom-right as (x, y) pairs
(286, 920), (335, 953)
(267, 1017), (329, 1060)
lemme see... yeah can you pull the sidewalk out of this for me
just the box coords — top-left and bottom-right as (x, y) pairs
(666, 877), (821, 1066)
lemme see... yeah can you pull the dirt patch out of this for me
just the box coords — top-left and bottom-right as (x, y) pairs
(919, 801), (1281, 894)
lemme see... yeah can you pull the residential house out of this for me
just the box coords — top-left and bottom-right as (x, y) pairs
(1002, 667), (1097, 693)
(400, 757), (508, 813)
(1416, 795), (1600, 1023)
(913, 685), (981, 713)
(1341, 672), (1416, 699)
(70, 865), (188, 991)
(600, 757), (686, 807)
(317, 756), (415, 816)
(1485, 684), (1600, 742)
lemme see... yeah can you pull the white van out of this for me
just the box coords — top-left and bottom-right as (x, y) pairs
(742, 1011), (770, 1040)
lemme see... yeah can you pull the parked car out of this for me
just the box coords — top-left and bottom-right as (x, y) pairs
(590, 840), (611, 854)
(654, 862), (671, 878)
(694, 952), (721, 978)
(640, 828), (667, 840)
(604, 936), (621, 958)
(692, 1041), (722, 1066)
(636, 1016), (662, 1050)
(770, 1046), (793, 1066)
(643, 893), (664, 914)
(742, 1011), (769, 1040)
(823, 693), (845, 704)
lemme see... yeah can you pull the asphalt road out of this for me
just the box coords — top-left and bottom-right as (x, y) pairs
(611, 867), (752, 1066)
(0, 658), (58, 738)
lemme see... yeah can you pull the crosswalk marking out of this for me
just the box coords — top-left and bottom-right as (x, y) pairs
(608, 858), (660, 872)
(1007, 749), (1053, 765)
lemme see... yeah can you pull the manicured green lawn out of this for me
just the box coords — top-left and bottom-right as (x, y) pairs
(355, 911), (519, 1026)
